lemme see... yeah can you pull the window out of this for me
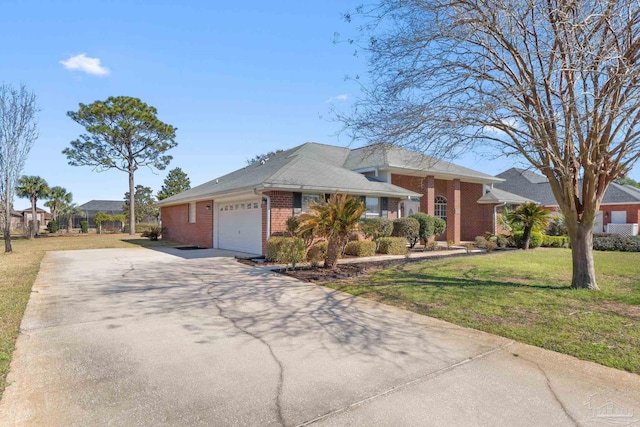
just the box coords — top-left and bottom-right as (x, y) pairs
(302, 194), (321, 212)
(293, 192), (321, 216)
(365, 197), (380, 217)
(434, 196), (447, 220)
(188, 202), (196, 223)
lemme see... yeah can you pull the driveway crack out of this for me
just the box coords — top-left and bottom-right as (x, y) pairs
(517, 356), (579, 426)
(298, 341), (515, 426)
(196, 274), (286, 427)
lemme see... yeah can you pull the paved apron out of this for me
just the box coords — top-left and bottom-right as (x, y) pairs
(1, 248), (638, 426)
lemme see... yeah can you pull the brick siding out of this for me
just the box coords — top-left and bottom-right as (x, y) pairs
(161, 201), (214, 248)
(391, 174), (497, 242)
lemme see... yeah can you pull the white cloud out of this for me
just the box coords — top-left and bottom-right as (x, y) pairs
(60, 53), (110, 76)
(326, 94), (349, 103)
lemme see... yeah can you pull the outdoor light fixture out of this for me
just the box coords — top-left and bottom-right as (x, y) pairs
(206, 205), (211, 210)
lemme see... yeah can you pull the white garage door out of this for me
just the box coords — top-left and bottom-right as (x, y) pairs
(217, 199), (262, 254)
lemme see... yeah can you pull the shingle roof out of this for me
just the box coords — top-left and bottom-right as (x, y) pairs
(345, 144), (503, 183)
(477, 188), (533, 204)
(495, 168), (640, 206)
(157, 143), (422, 206)
(78, 200), (126, 212)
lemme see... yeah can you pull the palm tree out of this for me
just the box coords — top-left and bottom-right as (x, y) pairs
(506, 202), (551, 250)
(298, 193), (366, 269)
(16, 175), (50, 239)
(59, 203), (85, 233)
(44, 186), (72, 224)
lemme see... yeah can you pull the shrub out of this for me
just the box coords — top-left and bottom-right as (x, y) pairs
(344, 241), (376, 257)
(433, 217), (446, 236)
(377, 237), (408, 255)
(47, 219), (58, 233)
(307, 241), (328, 264)
(447, 240), (454, 249)
(485, 241), (498, 252)
(496, 234), (509, 248)
(392, 217), (420, 247)
(541, 235), (569, 248)
(360, 217), (393, 248)
(427, 241), (439, 251)
(266, 237), (307, 267)
(593, 235), (640, 252)
(80, 221), (89, 233)
(513, 231), (543, 249)
(464, 242), (475, 254)
(409, 213), (435, 246)
(141, 226), (164, 241)
(474, 236), (488, 249)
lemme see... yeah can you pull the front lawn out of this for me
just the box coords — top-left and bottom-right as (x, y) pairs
(326, 248), (640, 374)
(0, 234), (174, 399)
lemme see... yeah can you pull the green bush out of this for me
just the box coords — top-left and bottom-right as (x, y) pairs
(541, 235), (569, 248)
(433, 217), (446, 236)
(80, 221), (89, 233)
(409, 213), (435, 245)
(485, 241), (498, 252)
(392, 217), (420, 247)
(474, 236), (488, 249)
(307, 241), (328, 264)
(344, 240), (376, 257)
(266, 237), (307, 266)
(513, 231), (543, 248)
(360, 217), (393, 245)
(593, 235), (640, 252)
(47, 219), (58, 233)
(496, 234), (509, 248)
(377, 237), (408, 255)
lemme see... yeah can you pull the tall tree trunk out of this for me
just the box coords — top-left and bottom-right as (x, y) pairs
(568, 223), (599, 290)
(324, 237), (342, 270)
(3, 174), (12, 252)
(128, 170), (135, 235)
(67, 214), (72, 233)
(30, 196), (37, 239)
(3, 227), (11, 252)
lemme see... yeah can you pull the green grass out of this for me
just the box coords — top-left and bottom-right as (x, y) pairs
(0, 233), (174, 399)
(326, 248), (640, 374)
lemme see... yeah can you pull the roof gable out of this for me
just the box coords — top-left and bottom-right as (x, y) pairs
(345, 143), (502, 183)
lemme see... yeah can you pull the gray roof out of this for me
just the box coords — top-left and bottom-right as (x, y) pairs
(157, 143), (422, 206)
(344, 144), (503, 183)
(495, 168), (640, 206)
(78, 200), (126, 212)
(477, 187), (533, 204)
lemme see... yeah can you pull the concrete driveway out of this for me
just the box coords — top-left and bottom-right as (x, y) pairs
(1, 248), (639, 426)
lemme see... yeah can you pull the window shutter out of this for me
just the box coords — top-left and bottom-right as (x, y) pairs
(381, 197), (389, 211)
(293, 192), (302, 209)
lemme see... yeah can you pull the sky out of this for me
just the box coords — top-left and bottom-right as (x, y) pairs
(2, 0), (639, 210)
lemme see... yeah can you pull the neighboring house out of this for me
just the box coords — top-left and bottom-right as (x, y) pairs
(76, 200), (126, 228)
(0, 207), (24, 230)
(14, 207), (52, 230)
(494, 168), (640, 235)
(157, 142), (505, 254)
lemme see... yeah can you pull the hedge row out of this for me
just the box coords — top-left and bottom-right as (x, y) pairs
(593, 235), (640, 252)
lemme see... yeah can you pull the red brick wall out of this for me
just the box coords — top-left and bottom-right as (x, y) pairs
(392, 174), (495, 242)
(161, 201), (213, 248)
(460, 182), (495, 240)
(387, 198), (399, 220)
(261, 191), (293, 253)
(600, 205), (640, 228)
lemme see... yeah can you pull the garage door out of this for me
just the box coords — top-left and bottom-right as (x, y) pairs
(217, 199), (262, 254)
